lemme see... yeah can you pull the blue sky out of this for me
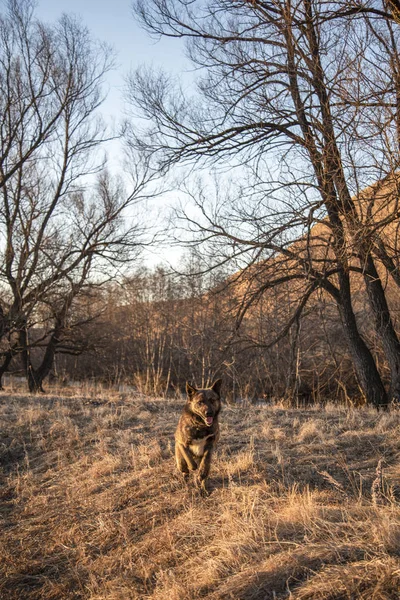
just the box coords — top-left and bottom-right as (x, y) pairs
(36, 0), (191, 124)
(33, 0), (193, 267)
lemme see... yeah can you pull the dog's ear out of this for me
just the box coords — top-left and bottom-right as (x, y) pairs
(211, 379), (222, 396)
(186, 382), (197, 398)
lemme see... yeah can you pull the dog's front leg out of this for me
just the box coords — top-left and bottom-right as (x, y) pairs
(197, 446), (213, 495)
(176, 442), (197, 474)
(175, 443), (189, 480)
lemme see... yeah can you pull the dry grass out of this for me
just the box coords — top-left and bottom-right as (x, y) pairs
(1, 391), (400, 599)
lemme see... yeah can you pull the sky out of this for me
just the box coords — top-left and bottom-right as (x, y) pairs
(36, 0), (191, 121)
(34, 0), (193, 267)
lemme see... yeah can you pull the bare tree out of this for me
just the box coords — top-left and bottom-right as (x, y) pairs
(128, 0), (400, 407)
(0, 0), (155, 391)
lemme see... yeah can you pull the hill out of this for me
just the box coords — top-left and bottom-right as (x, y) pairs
(1, 390), (400, 598)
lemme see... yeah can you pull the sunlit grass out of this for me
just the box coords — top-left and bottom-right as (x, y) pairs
(1, 390), (400, 598)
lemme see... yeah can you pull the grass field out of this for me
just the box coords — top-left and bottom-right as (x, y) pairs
(1, 388), (400, 599)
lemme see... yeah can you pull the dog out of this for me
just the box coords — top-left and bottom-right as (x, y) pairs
(175, 379), (222, 494)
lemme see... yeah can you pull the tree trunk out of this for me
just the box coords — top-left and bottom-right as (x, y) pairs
(299, 0), (391, 408)
(322, 200), (389, 408)
(336, 269), (388, 409)
(27, 366), (45, 394)
(0, 349), (13, 389)
(19, 326), (47, 393)
(33, 330), (60, 393)
(361, 252), (400, 403)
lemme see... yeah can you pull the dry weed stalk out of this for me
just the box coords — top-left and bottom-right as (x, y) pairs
(371, 459), (387, 507)
(317, 470), (345, 494)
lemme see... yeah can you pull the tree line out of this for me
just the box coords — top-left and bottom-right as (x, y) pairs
(41, 255), (398, 406)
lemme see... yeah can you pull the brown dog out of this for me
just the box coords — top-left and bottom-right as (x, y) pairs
(175, 379), (222, 494)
